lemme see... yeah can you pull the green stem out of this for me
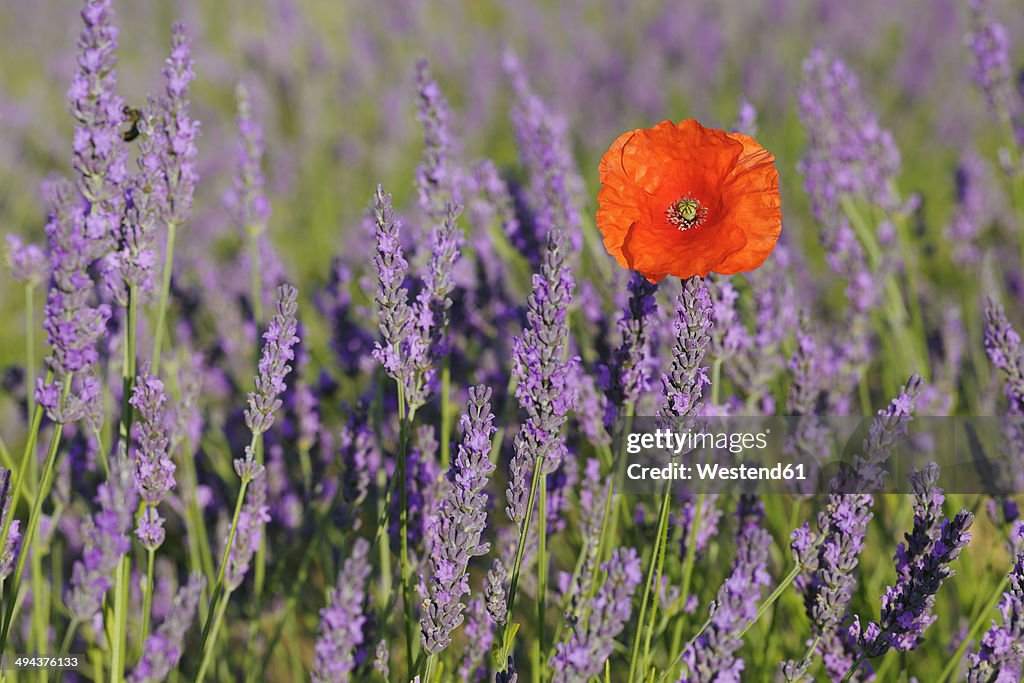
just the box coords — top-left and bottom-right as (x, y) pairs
(140, 542), (156, 644)
(628, 481), (672, 683)
(396, 384), (417, 676)
(0, 378), (67, 654)
(668, 492), (706, 657)
(604, 406), (636, 565)
(253, 436), (265, 601)
(248, 224), (264, 328)
(440, 360), (452, 470)
(535, 473), (548, 683)
(936, 574), (1008, 683)
(109, 555), (129, 683)
(197, 433), (257, 669)
(735, 559), (804, 640)
(25, 284), (35, 420)
(840, 654), (866, 683)
(0, 370), (53, 567)
(49, 619), (80, 683)
(639, 482), (673, 680)
(120, 285), (139, 442)
(151, 220), (177, 375)
(195, 588), (231, 683)
(497, 453), (547, 665)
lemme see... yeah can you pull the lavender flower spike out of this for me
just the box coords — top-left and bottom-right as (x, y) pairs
(662, 276), (714, 423)
(984, 297), (1024, 411)
(549, 547), (642, 682)
(370, 184), (413, 382)
(966, 0), (1015, 122)
(160, 22), (199, 227)
(966, 523), (1024, 682)
(313, 538), (372, 683)
(853, 505), (974, 659)
(129, 366), (175, 548)
(130, 367), (175, 505)
(678, 496), (771, 682)
(244, 284), (300, 436)
(421, 385), (497, 655)
(506, 183), (579, 525)
(128, 573), (205, 683)
(601, 272), (658, 408)
(66, 445), (137, 621)
(4, 235), (48, 286)
(415, 59), (460, 223)
(785, 377), (924, 680)
(68, 0), (127, 246)
(231, 82), (270, 234)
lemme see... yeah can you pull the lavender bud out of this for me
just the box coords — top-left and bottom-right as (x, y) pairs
(244, 284), (300, 435)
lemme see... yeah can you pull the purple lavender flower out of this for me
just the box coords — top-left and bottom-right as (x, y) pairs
(458, 596), (495, 682)
(159, 22), (199, 228)
(313, 537), (372, 683)
(707, 276), (752, 373)
(415, 199), (464, 389)
(662, 277), (713, 423)
(600, 272), (658, 409)
(316, 260), (375, 376)
(496, 656), (518, 683)
(68, 0), (127, 251)
(66, 446), (137, 621)
(373, 639), (389, 679)
(229, 82), (270, 233)
(966, 524), (1024, 682)
(984, 297), (1024, 412)
(415, 59), (461, 224)
(851, 463), (968, 658)
(853, 508), (973, 658)
(245, 284), (300, 436)
(370, 184), (445, 409)
(787, 378), (924, 678)
(224, 475), (270, 591)
(129, 369), (175, 505)
(484, 558), (508, 626)
(506, 202), (579, 525)
(679, 496), (772, 682)
(128, 573), (205, 683)
(4, 235), (48, 286)
(549, 547), (642, 682)
(504, 49), (583, 255)
(0, 469), (22, 580)
(966, 0), (1015, 122)
(420, 385), (497, 655)
(733, 99), (758, 136)
(338, 414), (377, 517)
(671, 497), (723, 565)
(945, 154), (999, 267)
(371, 185), (413, 378)
(101, 103), (165, 305)
(37, 181), (111, 429)
(798, 48), (902, 219)
(562, 459), (609, 625)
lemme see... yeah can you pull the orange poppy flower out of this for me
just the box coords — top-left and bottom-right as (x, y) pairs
(597, 119), (781, 283)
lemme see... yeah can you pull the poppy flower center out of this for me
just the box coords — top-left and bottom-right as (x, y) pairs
(666, 195), (708, 231)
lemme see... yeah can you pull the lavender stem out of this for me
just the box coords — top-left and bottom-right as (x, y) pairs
(0, 374), (69, 653)
(150, 220), (176, 374)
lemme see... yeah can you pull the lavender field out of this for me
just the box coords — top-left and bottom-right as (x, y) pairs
(2, 0), (1024, 681)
